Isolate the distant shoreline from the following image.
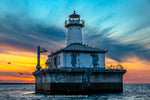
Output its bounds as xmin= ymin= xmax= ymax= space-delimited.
xmin=0 ymin=83 xmax=35 ymax=85
xmin=0 ymin=83 xmax=150 ymax=85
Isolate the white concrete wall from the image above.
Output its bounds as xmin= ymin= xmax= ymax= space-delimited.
xmin=99 ymin=53 xmax=105 ymax=68
xmin=48 ymin=52 xmax=63 ymax=68
xmin=63 ymin=52 xmax=105 ymax=68
xmin=67 ymin=26 xmax=82 ymax=45
xmin=35 ymin=75 xmax=41 ymax=83
xmin=50 ymin=73 xmax=83 ymax=83
xmin=57 ymin=53 xmax=63 ymax=68
xmin=44 ymin=72 xmax=122 ymax=83
xmin=42 ymin=74 xmax=46 ymax=84
xmin=76 ymin=53 xmax=92 ymax=68
xmin=63 ymin=52 xmax=72 ymax=67
xmin=46 ymin=73 xmax=50 ymax=83
xmin=90 ymin=73 xmax=122 ymax=83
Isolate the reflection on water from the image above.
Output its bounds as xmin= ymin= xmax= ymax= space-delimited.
xmin=0 ymin=84 xmax=150 ymax=100
xmin=23 ymin=91 xmax=34 ymax=94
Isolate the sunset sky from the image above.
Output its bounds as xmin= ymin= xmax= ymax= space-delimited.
xmin=0 ymin=0 xmax=150 ymax=83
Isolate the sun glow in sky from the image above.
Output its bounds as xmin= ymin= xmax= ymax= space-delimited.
xmin=0 ymin=0 xmax=150 ymax=83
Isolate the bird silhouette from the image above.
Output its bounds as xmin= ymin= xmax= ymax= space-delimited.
xmin=19 ymin=72 xmax=23 ymax=75
xmin=8 ymin=62 xmax=11 ymax=64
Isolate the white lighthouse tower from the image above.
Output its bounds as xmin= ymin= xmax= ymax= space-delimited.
xmin=65 ymin=11 xmax=84 ymax=46
xmin=45 ymin=11 xmax=107 ymax=68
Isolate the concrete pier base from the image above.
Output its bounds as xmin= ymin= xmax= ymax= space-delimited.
xmin=33 ymin=68 xmax=126 ymax=94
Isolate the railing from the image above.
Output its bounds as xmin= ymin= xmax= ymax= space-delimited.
xmin=106 ymin=64 xmax=124 ymax=70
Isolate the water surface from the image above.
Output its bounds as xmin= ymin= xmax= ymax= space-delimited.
xmin=0 ymin=83 xmax=150 ymax=100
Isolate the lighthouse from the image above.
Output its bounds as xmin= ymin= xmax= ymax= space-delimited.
xmin=65 ymin=11 xmax=84 ymax=46
xmin=44 ymin=11 xmax=107 ymax=68
xmin=33 ymin=11 xmax=126 ymax=95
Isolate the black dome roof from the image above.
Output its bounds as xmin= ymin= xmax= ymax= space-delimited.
xmin=69 ymin=11 xmax=80 ymax=18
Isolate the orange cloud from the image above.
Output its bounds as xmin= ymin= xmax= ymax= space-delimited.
xmin=0 ymin=49 xmax=47 ymax=83
xmin=0 ymin=75 xmax=35 ymax=83
xmin=0 ymin=46 xmax=150 ymax=83
xmin=106 ymin=56 xmax=150 ymax=83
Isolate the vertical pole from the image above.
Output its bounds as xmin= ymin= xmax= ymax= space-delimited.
xmin=36 ymin=46 xmax=47 ymax=70
xmin=37 ymin=46 xmax=40 ymax=66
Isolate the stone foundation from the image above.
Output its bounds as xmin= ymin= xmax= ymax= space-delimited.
xmin=33 ymin=68 xmax=126 ymax=94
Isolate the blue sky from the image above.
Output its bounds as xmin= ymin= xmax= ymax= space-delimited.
xmin=0 ymin=0 xmax=150 ymax=62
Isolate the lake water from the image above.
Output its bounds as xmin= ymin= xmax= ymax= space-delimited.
xmin=0 ymin=84 xmax=150 ymax=100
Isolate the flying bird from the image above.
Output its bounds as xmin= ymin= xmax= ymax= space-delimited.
xmin=8 ymin=62 xmax=11 ymax=64
xmin=19 ymin=72 xmax=23 ymax=75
